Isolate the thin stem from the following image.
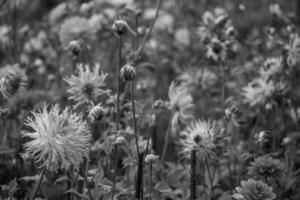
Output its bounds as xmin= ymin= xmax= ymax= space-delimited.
xmin=190 ymin=150 xmax=196 ymax=200
xmin=116 ymin=36 xmax=122 ymax=130
xmin=83 ymin=159 xmax=93 ymax=200
xmin=111 ymin=35 xmax=122 ymax=200
xmin=29 ymin=168 xmax=46 ymax=200
xmin=135 ymin=152 xmax=145 ymax=200
xmin=136 ymin=0 xmax=163 ymax=54
xmin=161 ymin=119 xmax=171 ymax=162
xmin=205 ymin=158 xmax=213 ymax=200
xmin=131 ymin=81 xmax=140 ymax=157
xmin=148 ymin=163 xmax=153 ymax=200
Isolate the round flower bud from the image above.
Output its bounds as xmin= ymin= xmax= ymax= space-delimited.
xmin=112 ymin=20 xmax=128 ymax=36
xmin=115 ymin=136 xmax=127 ymax=145
xmin=145 ymin=154 xmax=159 ymax=163
xmin=88 ymin=104 xmax=105 ymax=122
xmin=67 ymin=40 xmax=82 ymax=57
xmin=120 ymin=64 xmax=136 ymax=81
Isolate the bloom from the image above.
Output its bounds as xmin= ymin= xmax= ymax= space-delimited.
xmin=233 ymin=179 xmax=276 ymax=200
xmin=259 ymin=57 xmax=284 ymax=80
xmin=64 ymin=63 xmax=109 ymax=108
xmin=59 ymin=16 xmax=97 ymax=46
xmin=248 ymin=156 xmax=285 ymax=180
xmin=21 ymin=104 xmax=91 ymax=172
xmin=242 ymin=78 xmax=289 ymax=107
xmin=166 ymin=82 xmax=194 ymax=133
xmin=0 ymin=64 xmax=27 ymax=100
xmin=287 ymin=35 xmax=300 ymax=69
xmin=179 ymin=119 xmax=224 ymax=160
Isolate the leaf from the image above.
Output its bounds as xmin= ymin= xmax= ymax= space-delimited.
xmin=154 ymin=181 xmax=172 ymax=194
xmin=64 ymin=189 xmax=89 ymax=200
xmin=8 ymin=178 xmax=18 ymax=197
xmin=54 ymin=175 xmax=70 ymax=185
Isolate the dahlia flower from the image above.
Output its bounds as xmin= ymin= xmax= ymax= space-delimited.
xmin=21 ymin=104 xmax=91 ymax=172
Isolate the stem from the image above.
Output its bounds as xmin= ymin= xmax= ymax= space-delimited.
xmin=131 ymin=81 xmax=140 ymax=157
xmin=135 ymin=152 xmax=145 ymax=200
xmin=83 ymin=159 xmax=93 ymax=200
xmin=190 ymin=149 xmax=196 ymax=200
xmin=205 ymin=158 xmax=213 ymax=200
xmin=111 ymin=35 xmax=122 ymax=200
xmin=136 ymin=0 xmax=163 ymax=54
xmin=161 ymin=119 xmax=171 ymax=162
xmin=29 ymin=168 xmax=46 ymax=200
xmin=148 ymin=164 xmax=153 ymax=200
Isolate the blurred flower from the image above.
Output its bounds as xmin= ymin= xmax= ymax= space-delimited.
xmin=179 ymin=119 xmax=224 ymax=160
xmin=21 ymin=104 xmax=91 ymax=172
xmin=269 ymin=3 xmax=282 ymax=18
xmin=233 ymin=179 xmax=276 ymax=200
xmin=287 ymin=35 xmax=300 ymax=69
xmin=145 ymin=154 xmax=159 ymax=163
xmin=177 ymin=68 xmax=217 ymax=91
xmin=259 ymin=57 xmax=283 ymax=80
xmin=242 ymin=78 xmax=289 ymax=107
xmin=64 ymin=63 xmax=109 ymax=108
xmin=166 ymin=82 xmax=194 ymax=133
xmin=206 ymin=38 xmax=227 ymax=62
xmin=49 ymin=2 xmax=68 ymax=25
xmin=175 ymin=28 xmax=190 ymax=46
xmin=88 ymin=103 xmax=106 ymax=122
xmin=254 ymin=131 xmax=272 ymax=149
xmin=0 ymin=25 xmax=10 ymax=47
xmin=248 ymin=156 xmax=285 ymax=180
xmin=67 ymin=40 xmax=83 ymax=57
xmin=144 ymin=9 xmax=174 ymax=32
xmin=0 ymin=64 xmax=27 ymax=100
xmin=59 ymin=16 xmax=97 ymax=46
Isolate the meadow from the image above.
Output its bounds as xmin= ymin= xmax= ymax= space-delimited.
xmin=0 ymin=0 xmax=300 ymax=199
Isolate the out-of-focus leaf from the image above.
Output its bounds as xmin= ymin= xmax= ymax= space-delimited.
xmin=53 ymin=175 xmax=70 ymax=185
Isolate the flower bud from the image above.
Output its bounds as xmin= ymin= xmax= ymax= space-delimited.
xmin=67 ymin=40 xmax=82 ymax=57
xmin=112 ymin=20 xmax=128 ymax=36
xmin=88 ymin=104 xmax=105 ymax=122
xmin=152 ymin=99 xmax=165 ymax=110
xmin=120 ymin=64 xmax=136 ymax=81
xmin=145 ymin=154 xmax=159 ymax=163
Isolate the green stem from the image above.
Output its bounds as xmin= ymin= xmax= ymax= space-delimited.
xmin=29 ymin=168 xmax=46 ymax=200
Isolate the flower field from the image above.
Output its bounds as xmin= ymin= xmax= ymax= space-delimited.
xmin=0 ymin=0 xmax=300 ymax=199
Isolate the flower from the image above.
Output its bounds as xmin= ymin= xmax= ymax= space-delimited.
xmin=64 ymin=63 xmax=109 ymax=108
xmin=177 ymin=67 xmax=217 ymax=91
xmin=287 ymin=35 xmax=300 ymax=69
xmin=0 ymin=64 xmax=27 ymax=100
xmin=179 ymin=119 xmax=224 ymax=160
xmin=166 ymin=82 xmax=194 ymax=134
xmin=259 ymin=57 xmax=284 ymax=80
xmin=242 ymin=78 xmax=289 ymax=107
xmin=21 ymin=104 xmax=91 ymax=172
xmin=248 ymin=156 xmax=285 ymax=180
xmin=145 ymin=154 xmax=159 ymax=163
xmin=206 ymin=38 xmax=227 ymax=62
xmin=233 ymin=179 xmax=276 ymax=200
xmin=59 ymin=16 xmax=97 ymax=46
